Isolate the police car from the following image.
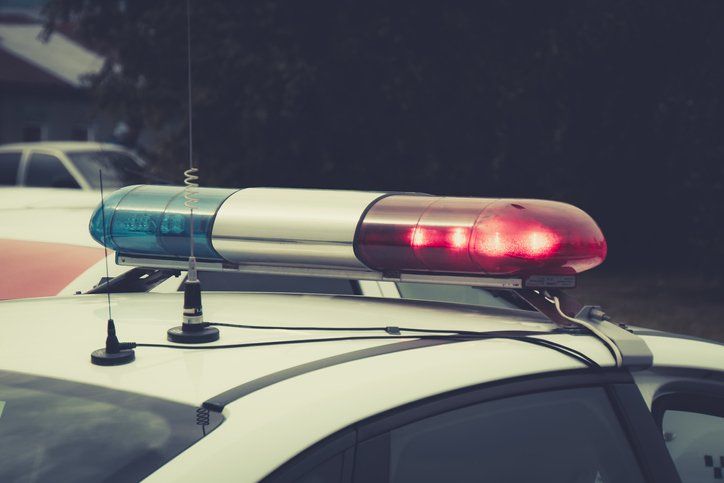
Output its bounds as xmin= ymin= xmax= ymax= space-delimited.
xmin=0 ymin=185 xmax=721 ymax=482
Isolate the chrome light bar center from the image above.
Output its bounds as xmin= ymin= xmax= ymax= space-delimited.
xmin=116 ymin=254 xmax=525 ymax=289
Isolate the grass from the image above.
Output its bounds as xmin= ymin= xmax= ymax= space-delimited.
xmin=574 ymin=269 xmax=724 ymax=342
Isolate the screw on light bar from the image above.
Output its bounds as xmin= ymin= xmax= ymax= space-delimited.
xmin=90 ymin=186 xmax=606 ymax=284
xmin=355 ymin=196 xmax=606 ymax=276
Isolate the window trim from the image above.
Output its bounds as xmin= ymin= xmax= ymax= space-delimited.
xmin=204 ymin=338 xmax=460 ymax=412
xmin=263 ymin=430 xmax=356 ymax=483
xmin=264 ymin=369 xmax=680 ymax=483
xmin=355 ymin=369 xmax=630 ymax=440
xmin=652 ymin=383 xmax=724 ymax=427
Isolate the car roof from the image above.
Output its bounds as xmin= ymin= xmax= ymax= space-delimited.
xmin=0 ymin=141 xmax=129 ymax=153
xmin=0 ymin=187 xmax=101 ymax=246
xmin=1 ymin=290 xmax=720 ymax=403
xmin=1 ymin=291 xmax=722 ymax=481
xmin=0 ymin=292 xmax=605 ymax=402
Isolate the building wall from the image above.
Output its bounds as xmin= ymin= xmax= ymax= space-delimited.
xmin=0 ymin=88 xmax=113 ymax=144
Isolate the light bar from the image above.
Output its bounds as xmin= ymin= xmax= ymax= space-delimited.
xmin=89 ymin=185 xmax=236 ymax=260
xmin=90 ymin=186 xmax=606 ymax=285
xmin=355 ymin=196 xmax=607 ymax=276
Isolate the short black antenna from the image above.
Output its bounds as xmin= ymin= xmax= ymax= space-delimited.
xmin=91 ymin=170 xmax=136 ymax=365
xmin=167 ymin=0 xmax=219 ymax=343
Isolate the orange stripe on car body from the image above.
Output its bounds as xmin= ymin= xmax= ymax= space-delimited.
xmin=0 ymin=239 xmax=105 ymax=300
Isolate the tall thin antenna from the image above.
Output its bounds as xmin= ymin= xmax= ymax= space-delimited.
xmin=186 ymin=0 xmax=195 ymax=260
xmin=99 ymin=170 xmax=112 ymax=321
xmin=91 ymin=169 xmax=136 ymax=365
xmin=186 ymin=0 xmax=193 ymax=174
xmin=167 ymin=0 xmax=220 ymax=343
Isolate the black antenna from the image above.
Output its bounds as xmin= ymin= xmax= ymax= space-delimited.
xmin=91 ymin=170 xmax=136 ymax=365
xmin=167 ymin=0 xmax=219 ymax=344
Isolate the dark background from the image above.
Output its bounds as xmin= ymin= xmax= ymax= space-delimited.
xmin=44 ymin=0 xmax=723 ymax=338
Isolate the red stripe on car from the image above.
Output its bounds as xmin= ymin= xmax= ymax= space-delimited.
xmin=0 ymin=239 xmax=105 ymax=300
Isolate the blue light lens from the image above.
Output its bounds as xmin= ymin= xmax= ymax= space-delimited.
xmin=89 ymin=185 xmax=237 ymax=260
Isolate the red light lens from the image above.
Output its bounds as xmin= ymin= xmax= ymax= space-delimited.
xmin=353 ymin=195 xmax=436 ymax=272
xmin=355 ymin=196 xmax=607 ymax=276
xmin=410 ymin=197 xmax=493 ymax=271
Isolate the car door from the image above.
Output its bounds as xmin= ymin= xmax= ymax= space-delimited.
xmin=265 ymin=371 xmax=681 ymax=483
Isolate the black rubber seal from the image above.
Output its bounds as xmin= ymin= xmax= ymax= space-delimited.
xmin=203 ymin=337 xmax=458 ymax=412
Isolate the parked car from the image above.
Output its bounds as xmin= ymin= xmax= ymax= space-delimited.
xmin=0 ymin=185 xmax=720 ymax=482
xmin=0 ymin=141 xmax=156 ymax=190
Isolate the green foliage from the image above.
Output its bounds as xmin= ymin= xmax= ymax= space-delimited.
xmin=43 ymin=0 xmax=724 ymax=269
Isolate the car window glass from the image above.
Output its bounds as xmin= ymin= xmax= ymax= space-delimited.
xmin=180 ymin=271 xmax=358 ymax=295
xmin=387 ymin=387 xmax=645 ymax=483
xmin=67 ymin=150 xmax=152 ymax=189
xmin=396 ymin=282 xmax=527 ymax=310
xmin=0 ymin=152 xmax=21 ymax=185
xmin=659 ymin=399 xmax=724 ymax=482
xmin=25 ymin=153 xmax=79 ymax=188
xmin=294 ymin=454 xmax=346 ymax=483
xmin=0 ymin=370 xmax=223 ymax=482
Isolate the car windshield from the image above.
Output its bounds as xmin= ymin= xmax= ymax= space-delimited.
xmin=396 ymin=283 xmax=530 ymax=310
xmin=175 ymin=271 xmax=529 ymax=311
xmin=67 ymin=150 xmax=154 ymax=188
xmin=0 ymin=370 xmax=223 ymax=482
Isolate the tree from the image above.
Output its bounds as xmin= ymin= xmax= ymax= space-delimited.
xmin=43 ymin=0 xmax=724 ymax=270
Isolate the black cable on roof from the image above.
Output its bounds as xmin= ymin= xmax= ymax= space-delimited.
xmin=209 ymin=321 xmax=569 ymax=336
xmin=207 ymin=322 xmax=597 ymax=366
xmin=132 ymin=331 xmax=600 ymax=369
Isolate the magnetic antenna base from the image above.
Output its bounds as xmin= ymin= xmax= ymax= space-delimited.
xmin=167 ymin=324 xmax=219 ymax=344
xmin=91 ymin=348 xmax=136 ymax=366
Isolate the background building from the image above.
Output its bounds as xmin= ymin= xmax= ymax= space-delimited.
xmin=0 ymin=5 xmax=111 ymax=144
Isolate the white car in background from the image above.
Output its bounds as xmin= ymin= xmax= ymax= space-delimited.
xmin=0 ymin=141 xmax=154 ymax=190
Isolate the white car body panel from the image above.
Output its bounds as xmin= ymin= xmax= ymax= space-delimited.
xmin=0 ymin=187 xmax=100 ymax=247
xmin=3 ymin=291 xmax=722 ymax=481
xmin=2 ymin=185 xmax=723 ymax=481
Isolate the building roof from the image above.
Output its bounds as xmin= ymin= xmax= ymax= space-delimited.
xmin=0 ymin=141 xmax=127 ymax=152
xmin=0 ymin=23 xmax=103 ymax=87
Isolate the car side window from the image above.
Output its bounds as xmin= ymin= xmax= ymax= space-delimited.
xmin=293 ymin=454 xmax=347 ymax=483
xmin=365 ymin=387 xmax=646 ymax=483
xmin=25 ymin=153 xmax=79 ymax=188
xmin=0 ymin=152 xmax=21 ymax=185
xmin=264 ymin=437 xmax=354 ymax=483
xmin=655 ymin=393 xmax=724 ymax=483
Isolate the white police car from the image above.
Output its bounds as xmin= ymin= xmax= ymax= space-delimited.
xmin=0 ymin=142 xmax=152 ymax=190
xmin=0 ymin=185 xmax=721 ymax=482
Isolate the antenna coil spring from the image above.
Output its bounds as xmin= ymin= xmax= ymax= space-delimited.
xmin=196 ymin=406 xmax=210 ymax=426
xmin=196 ymin=406 xmax=210 ymax=435
xmin=184 ymin=167 xmax=199 ymax=210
